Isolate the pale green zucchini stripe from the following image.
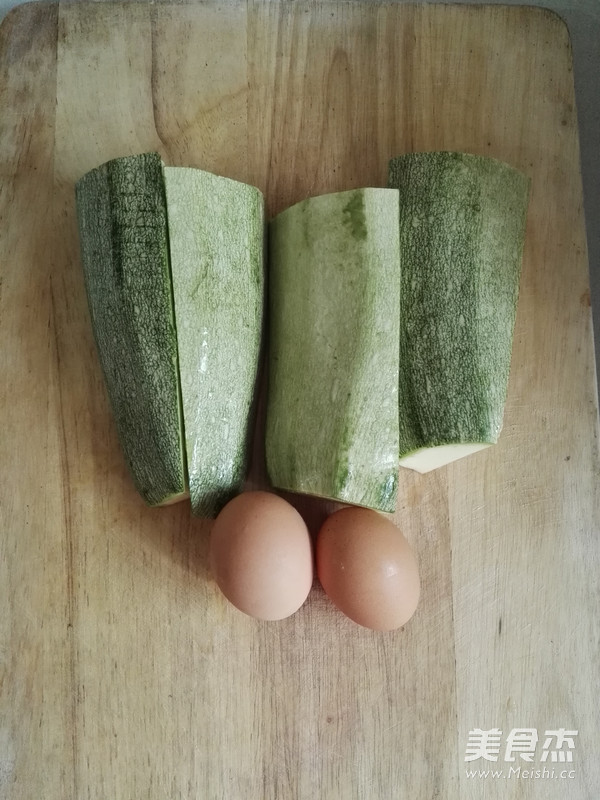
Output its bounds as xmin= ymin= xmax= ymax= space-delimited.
xmin=164 ymin=167 xmax=264 ymax=518
xmin=266 ymin=188 xmax=401 ymax=513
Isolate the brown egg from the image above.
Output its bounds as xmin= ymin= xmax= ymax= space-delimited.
xmin=316 ymin=506 xmax=420 ymax=631
xmin=209 ymin=491 xmax=313 ymax=621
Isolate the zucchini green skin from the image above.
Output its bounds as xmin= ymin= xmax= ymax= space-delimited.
xmin=163 ymin=167 xmax=264 ymax=518
xmin=75 ymin=153 xmax=187 ymax=505
xmin=266 ymin=188 xmax=400 ymax=512
xmin=388 ymin=152 xmax=530 ymax=467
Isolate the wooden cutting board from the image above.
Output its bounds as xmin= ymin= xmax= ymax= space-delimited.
xmin=1 ymin=2 xmax=598 ymax=798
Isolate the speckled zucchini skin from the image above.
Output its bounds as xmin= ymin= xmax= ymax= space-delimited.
xmin=266 ymin=188 xmax=400 ymax=512
xmin=76 ymin=153 xmax=187 ymax=506
xmin=164 ymin=167 xmax=264 ymax=518
xmin=388 ymin=152 xmax=530 ymax=463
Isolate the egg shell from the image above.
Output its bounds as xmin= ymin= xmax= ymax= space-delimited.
xmin=209 ymin=491 xmax=313 ymax=621
xmin=316 ymin=506 xmax=420 ymax=631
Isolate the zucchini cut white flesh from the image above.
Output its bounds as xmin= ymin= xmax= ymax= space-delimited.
xmin=388 ymin=151 xmax=530 ymax=472
xmin=76 ymin=153 xmax=188 ymax=506
xmin=398 ymin=443 xmax=491 ymax=473
xmin=266 ymin=188 xmax=400 ymax=512
xmin=163 ymin=167 xmax=264 ymax=518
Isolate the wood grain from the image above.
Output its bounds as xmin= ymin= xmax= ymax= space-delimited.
xmin=1 ymin=3 xmax=598 ymax=799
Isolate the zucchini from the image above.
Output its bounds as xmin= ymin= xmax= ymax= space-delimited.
xmin=163 ymin=167 xmax=264 ymax=518
xmin=75 ymin=153 xmax=187 ymax=505
xmin=266 ymin=189 xmax=400 ymax=512
xmin=388 ymin=151 xmax=530 ymax=472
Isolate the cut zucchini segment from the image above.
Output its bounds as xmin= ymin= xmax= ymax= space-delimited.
xmin=76 ymin=153 xmax=187 ymax=506
xmin=164 ymin=167 xmax=264 ymax=517
xmin=389 ymin=152 xmax=530 ymax=472
xmin=266 ymin=188 xmax=400 ymax=512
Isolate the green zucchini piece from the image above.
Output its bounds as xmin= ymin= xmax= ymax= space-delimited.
xmin=163 ymin=167 xmax=264 ymax=518
xmin=388 ymin=151 xmax=530 ymax=472
xmin=75 ymin=153 xmax=187 ymax=505
xmin=266 ymin=189 xmax=400 ymax=512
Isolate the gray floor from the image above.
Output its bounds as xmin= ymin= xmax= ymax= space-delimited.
xmin=2 ymin=0 xmax=599 ymax=397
